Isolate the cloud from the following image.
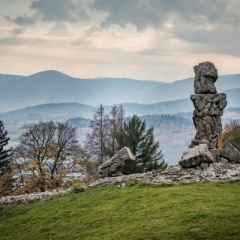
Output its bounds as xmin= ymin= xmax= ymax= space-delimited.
xmin=30 ymin=0 xmax=89 ymax=22
xmin=5 ymin=14 xmax=37 ymax=25
xmin=90 ymin=0 xmax=240 ymax=57
xmin=91 ymin=0 xmax=240 ymax=30
xmin=11 ymin=27 xmax=25 ymax=35
xmin=47 ymin=22 xmax=77 ymax=36
xmin=82 ymin=23 xmax=102 ymax=37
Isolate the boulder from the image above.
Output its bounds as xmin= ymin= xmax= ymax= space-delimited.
xmin=220 ymin=142 xmax=240 ymax=163
xmin=194 ymin=61 xmax=218 ymax=94
xmin=179 ymin=144 xmax=214 ymax=168
xmin=98 ymin=147 xmax=135 ymax=178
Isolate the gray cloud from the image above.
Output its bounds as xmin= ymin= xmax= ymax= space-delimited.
xmin=11 ymin=27 xmax=24 ymax=35
xmin=5 ymin=14 xmax=37 ymax=25
xmin=91 ymin=0 xmax=240 ymax=57
xmin=31 ymin=0 xmax=89 ymax=22
xmin=91 ymin=0 xmax=240 ymax=30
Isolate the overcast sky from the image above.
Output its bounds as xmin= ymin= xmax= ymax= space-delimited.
xmin=0 ymin=0 xmax=240 ymax=82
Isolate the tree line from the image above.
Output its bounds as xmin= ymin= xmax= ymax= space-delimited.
xmin=0 ymin=104 xmax=167 ymax=195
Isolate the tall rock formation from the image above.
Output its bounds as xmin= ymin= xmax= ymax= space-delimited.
xmin=179 ymin=62 xmax=227 ymax=168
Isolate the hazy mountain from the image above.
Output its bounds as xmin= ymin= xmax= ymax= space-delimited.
xmin=223 ymin=88 xmax=240 ymax=107
xmin=140 ymin=74 xmax=240 ymax=103
xmin=0 ymin=70 xmax=239 ymax=112
xmin=0 ymin=102 xmax=93 ymax=128
xmin=0 ymin=70 xmax=165 ymax=111
xmin=0 ymin=73 xmax=24 ymax=85
xmin=1 ymin=86 xmax=239 ymax=127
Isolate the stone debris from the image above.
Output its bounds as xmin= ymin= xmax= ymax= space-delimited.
xmin=89 ymin=161 xmax=240 ymax=188
xmin=98 ymin=147 xmax=135 ymax=177
xmin=0 ymin=190 xmax=67 ymax=206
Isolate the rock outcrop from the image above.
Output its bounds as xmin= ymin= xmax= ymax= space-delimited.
xmin=179 ymin=62 xmax=227 ymax=167
xmin=89 ymin=162 xmax=240 ymax=188
xmin=98 ymin=147 xmax=135 ymax=178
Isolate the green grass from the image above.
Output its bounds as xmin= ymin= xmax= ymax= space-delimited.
xmin=1 ymin=181 xmax=240 ymax=240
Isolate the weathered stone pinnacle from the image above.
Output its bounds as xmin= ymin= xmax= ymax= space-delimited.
xmin=179 ymin=61 xmax=227 ymax=168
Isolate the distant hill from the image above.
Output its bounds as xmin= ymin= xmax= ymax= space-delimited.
xmin=0 ymin=70 xmax=240 ymax=112
xmin=0 ymin=73 xmax=24 ymax=85
xmin=0 ymin=70 xmax=165 ymax=111
xmin=1 ymin=88 xmax=239 ymax=129
xmin=66 ymin=117 xmax=91 ymax=128
xmin=132 ymin=74 xmax=240 ymax=103
xmin=0 ymin=103 xmax=93 ymax=128
xmin=223 ymin=88 xmax=240 ymax=107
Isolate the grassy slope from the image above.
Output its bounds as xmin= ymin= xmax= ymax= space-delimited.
xmin=1 ymin=182 xmax=240 ymax=240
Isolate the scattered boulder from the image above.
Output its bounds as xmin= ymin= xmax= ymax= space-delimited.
xmin=98 ymin=147 xmax=135 ymax=178
xmin=89 ymin=161 xmax=240 ymax=188
xmin=220 ymin=142 xmax=240 ymax=163
xmin=179 ymin=144 xmax=214 ymax=168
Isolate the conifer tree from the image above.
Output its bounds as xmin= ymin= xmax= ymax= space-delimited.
xmin=0 ymin=120 xmax=12 ymax=195
xmin=0 ymin=120 xmax=11 ymax=176
xmin=116 ymin=115 xmax=167 ymax=174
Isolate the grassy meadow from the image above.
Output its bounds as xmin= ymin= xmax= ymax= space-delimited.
xmin=0 ymin=181 xmax=240 ymax=240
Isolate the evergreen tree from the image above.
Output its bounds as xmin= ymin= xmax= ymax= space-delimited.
xmin=0 ymin=120 xmax=11 ymax=176
xmin=0 ymin=120 xmax=12 ymax=195
xmin=116 ymin=115 xmax=167 ymax=174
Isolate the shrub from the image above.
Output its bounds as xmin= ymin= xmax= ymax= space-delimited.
xmin=125 ymin=180 xmax=138 ymax=187
xmin=71 ymin=185 xmax=85 ymax=194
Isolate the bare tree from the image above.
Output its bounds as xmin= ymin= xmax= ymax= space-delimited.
xmin=107 ymin=104 xmax=125 ymax=156
xmin=85 ymin=104 xmax=126 ymax=163
xmin=85 ymin=104 xmax=109 ymax=163
xmin=16 ymin=121 xmax=81 ymax=192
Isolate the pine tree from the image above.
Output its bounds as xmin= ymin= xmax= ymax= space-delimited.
xmin=0 ymin=120 xmax=11 ymax=176
xmin=0 ymin=120 xmax=12 ymax=195
xmin=116 ymin=115 xmax=167 ymax=174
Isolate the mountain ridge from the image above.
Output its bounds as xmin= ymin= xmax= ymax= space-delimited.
xmin=0 ymin=70 xmax=239 ymax=112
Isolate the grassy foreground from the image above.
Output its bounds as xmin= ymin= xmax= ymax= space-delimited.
xmin=0 ymin=181 xmax=240 ymax=240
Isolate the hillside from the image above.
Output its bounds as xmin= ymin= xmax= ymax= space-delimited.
xmin=143 ymin=74 xmax=240 ymax=103
xmin=1 ymin=182 xmax=240 ymax=240
xmin=0 ymin=70 xmax=240 ymax=111
xmin=0 ymin=73 xmax=23 ymax=85
xmin=0 ymin=71 xmax=165 ymax=111
xmin=0 ymin=103 xmax=93 ymax=126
